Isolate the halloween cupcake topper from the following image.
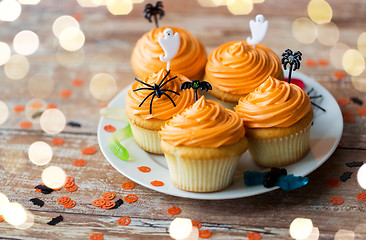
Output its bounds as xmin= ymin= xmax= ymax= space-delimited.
xmin=158 ymin=28 xmax=180 ymax=71
xmin=180 ymin=80 xmax=212 ymax=101
xmin=144 ymin=1 xmax=165 ymax=28
xmin=281 ymin=49 xmax=302 ymax=83
xmin=247 ymin=14 xmax=268 ymax=48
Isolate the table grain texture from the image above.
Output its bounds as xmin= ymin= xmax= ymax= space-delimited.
xmin=1 ymin=0 xmax=366 ymax=239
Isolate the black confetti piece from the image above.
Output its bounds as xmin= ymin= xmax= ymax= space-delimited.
xmin=29 ymin=198 xmax=44 ymax=207
xmin=35 ymin=184 xmax=53 ymax=194
xmin=67 ymin=121 xmax=82 ymax=128
xmin=346 ymin=161 xmax=364 ymax=168
xmin=340 ymin=172 xmax=353 ymax=182
xmin=351 ymin=97 xmax=363 ymax=106
xmin=110 ymin=199 xmax=123 ymax=209
xmin=47 ymin=215 xmax=63 ymax=226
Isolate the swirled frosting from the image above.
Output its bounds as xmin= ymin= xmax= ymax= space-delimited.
xmin=159 ymin=96 xmax=245 ymax=148
xmin=206 ymin=41 xmax=283 ymax=95
xmin=131 ymin=26 xmax=207 ymax=80
xmin=126 ymin=68 xmax=195 ymax=120
xmin=234 ymin=76 xmax=312 ymax=128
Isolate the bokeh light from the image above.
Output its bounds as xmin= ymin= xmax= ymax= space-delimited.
xmin=25 ymin=98 xmax=46 ymax=122
xmin=106 ymin=0 xmax=133 ymax=15
xmin=357 ymin=32 xmax=366 ymax=57
xmin=28 ymin=74 xmax=54 ymax=98
xmin=56 ymin=48 xmax=85 ymax=68
xmin=197 ymin=0 xmax=223 ymax=7
xmin=292 ymin=18 xmax=317 ymax=44
xmin=357 ymin=164 xmax=366 ymax=189
xmin=89 ymin=73 xmax=117 ymax=101
xmin=0 ymin=193 xmax=9 ymax=215
xmin=91 ymin=0 xmax=107 ymax=5
xmin=76 ymin=0 xmax=99 ymax=7
xmin=226 ymin=0 xmax=253 ymax=15
xmin=90 ymin=55 xmax=116 ymax=72
xmin=0 ymin=101 xmax=9 ymax=125
xmin=4 ymin=54 xmax=30 ymax=80
xmin=2 ymin=202 xmax=34 ymax=230
xmin=169 ymin=218 xmax=193 ymax=240
xmin=18 ymin=0 xmax=41 ymax=4
xmin=342 ymin=49 xmax=365 ymax=77
xmin=0 ymin=0 xmax=22 ymax=22
xmin=28 ymin=141 xmax=53 ymax=165
xmin=42 ymin=166 xmax=67 ymax=189
xmin=330 ymin=43 xmax=350 ymax=69
xmin=317 ymin=22 xmax=339 ymax=46
xmin=59 ymin=27 xmax=85 ymax=52
xmin=302 ymin=227 xmax=320 ymax=240
xmin=252 ymin=0 xmax=265 ymax=3
xmin=307 ymin=0 xmax=332 ymax=24
xmin=334 ymin=229 xmax=355 ymax=240
xmin=132 ymin=0 xmax=144 ymax=3
xmin=40 ymin=108 xmax=66 ymax=135
xmin=0 ymin=42 xmax=11 ymax=66
xmin=289 ymin=218 xmax=313 ymax=240
xmin=52 ymin=15 xmax=80 ymax=39
xmin=13 ymin=30 xmax=39 ymax=56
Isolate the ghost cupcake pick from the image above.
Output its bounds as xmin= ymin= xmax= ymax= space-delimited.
xmin=158 ymin=28 xmax=180 ymax=71
xmin=247 ymin=14 xmax=268 ymax=48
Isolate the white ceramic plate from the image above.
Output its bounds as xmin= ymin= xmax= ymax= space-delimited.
xmin=97 ymin=71 xmax=343 ymax=200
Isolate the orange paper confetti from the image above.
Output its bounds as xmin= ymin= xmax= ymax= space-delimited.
xmin=73 ymin=159 xmax=86 ymax=167
xmin=13 ymin=105 xmax=25 ymax=113
xmin=199 ymin=229 xmax=212 ymax=239
xmin=60 ymin=89 xmax=72 ymax=98
xmin=20 ymin=121 xmax=32 ymax=129
xmin=82 ymin=146 xmax=97 ymax=155
xmin=117 ymin=217 xmax=131 ymax=226
xmin=52 ymin=137 xmax=64 ymax=146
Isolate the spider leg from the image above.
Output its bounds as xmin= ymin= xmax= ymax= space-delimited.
xmin=311 ymin=102 xmax=326 ymax=112
xmin=157 ymin=70 xmax=171 ymax=87
xmin=161 ymin=92 xmax=176 ymax=107
xmin=159 ymin=76 xmax=177 ymax=88
xmin=133 ymin=87 xmax=154 ymax=92
xmin=135 ymin=78 xmax=153 ymax=88
xmin=149 ymin=94 xmax=156 ymax=114
xmin=307 ymin=88 xmax=314 ymax=95
xmin=139 ymin=91 xmax=155 ymax=107
xmin=309 ymin=95 xmax=323 ymax=99
xmin=160 ymin=89 xmax=180 ymax=95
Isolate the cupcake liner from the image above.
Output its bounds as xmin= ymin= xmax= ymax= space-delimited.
xmin=248 ymin=124 xmax=311 ymax=167
xmin=129 ymin=122 xmax=163 ymax=154
xmin=164 ymin=153 xmax=241 ymax=192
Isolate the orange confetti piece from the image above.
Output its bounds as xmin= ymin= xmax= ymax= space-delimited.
xmin=92 ymin=199 xmax=106 ymax=208
xmin=104 ymin=124 xmax=116 ymax=132
xmin=72 ymin=78 xmax=84 ymax=86
xmin=101 ymin=200 xmax=116 ymax=209
xmin=60 ymin=89 xmax=72 ymax=98
xmin=65 ymin=184 xmax=79 ymax=192
xmin=102 ymin=192 xmax=116 ymax=201
xmin=82 ymin=146 xmax=97 ymax=155
xmin=167 ymin=206 xmax=181 ymax=216
xmin=46 ymin=103 xmax=57 ymax=109
xmin=192 ymin=220 xmax=202 ymax=229
xmin=318 ymin=59 xmax=329 ymax=66
xmin=199 ymin=229 xmax=212 ymax=239
xmin=0 ymin=215 xmax=4 ymax=222
xmin=20 ymin=121 xmax=32 ymax=129
xmin=13 ymin=105 xmax=25 ymax=113
xmin=73 ymin=13 xmax=84 ymax=21
xmin=90 ymin=233 xmax=103 ymax=240
xmin=334 ymin=71 xmax=346 ymax=80
xmin=63 ymin=199 xmax=76 ymax=208
xmin=247 ymin=231 xmax=261 ymax=240
xmin=337 ymin=98 xmax=349 ymax=106
xmin=357 ymin=108 xmax=366 ymax=116
xmin=121 ymin=181 xmax=135 ymax=190
xmin=57 ymin=196 xmax=71 ymax=205
xmin=30 ymin=101 xmax=43 ymax=109
xmin=305 ymin=59 xmax=317 ymax=67
xmin=124 ymin=194 xmax=138 ymax=204
xmin=342 ymin=110 xmax=355 ymax=123
xmin=73 ymin=159 xmax=87 ymax=167
xmin=150 ymin=180 xmax=164 ymax=187
xmin=137 ymin=166 xmax=151 ymax=173
xmin=117 ymin=217 xmax=131 ymax=226
xmin=330 ymin=196 xmax=344 ymax=205
xmin=52 ymin=137 xmax=64 ymax=146
xmin=356 ymin=192 xmax=366 ymax=201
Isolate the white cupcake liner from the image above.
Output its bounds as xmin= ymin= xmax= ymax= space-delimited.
xmin=129 ymin=122 xmax=163 ymax=154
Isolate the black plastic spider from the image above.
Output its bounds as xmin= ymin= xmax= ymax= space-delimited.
xmin=307 ymin=88 xmax=326 ymax=112
xmin=133 ymin=70 xmax=180 ymax=114
xmin=144 ymin=1 xmax=165 ymax=28
xmin=281 ymin=49 xmax=302 ymax=83
xmin=180 ymin=80 xmax=212 ymax=101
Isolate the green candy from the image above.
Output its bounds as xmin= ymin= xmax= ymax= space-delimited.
xmin=107 ymin=125 xmax=132 ymax=161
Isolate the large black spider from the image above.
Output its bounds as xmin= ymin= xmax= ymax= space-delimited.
xmin=144 ymin=1 xmax=165 ymax=28
xmin=281 ymin=49 xmax=302 ymax=83
xmin=180 ymin=80 xmax=212 ymax=101
xmin=133 ymin=70 xmax=180 ymax=114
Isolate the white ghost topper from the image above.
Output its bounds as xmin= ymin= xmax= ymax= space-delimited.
xmin=158 ymin=28 xmax=180 ymax=71
xmin=246 ymin=14 xmax=268 ymax=48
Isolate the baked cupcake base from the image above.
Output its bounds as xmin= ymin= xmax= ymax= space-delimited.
xmin=129 ymin=122 xmax=162 ymax=154
xmin=161 ymin=137 xmax=248 ymax=192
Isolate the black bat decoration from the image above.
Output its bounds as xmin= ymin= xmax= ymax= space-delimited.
xmin=110 ymin=199 xmax=124 ymax=209
xmin=35 ymin=184 xmax=53 ymax=194
xmin=340 ymin=172 xmax=353 ymax=182
xmin=281 ymin=49 xmax=302 ymax=83
xmin=180 ymin=80 xmax=212 ymax=101
xmin=30 ymin=198 xmax=44 ymax=207
xmin=346 ymin=161 xmax=364 ymax=168
xmin=47 ymin=215 xmax=64 ymax=226
xmin=144 ymin=1 xmax=165 ymax=28
xmin=133 ymin=70 xmax=180 ymax=114
xmin=67 ymin=121 xmax=82 ymax=128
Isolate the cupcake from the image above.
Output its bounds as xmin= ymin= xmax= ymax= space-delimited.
xmin=204 ymin=41 xmax=283 ymax=109
xmin=159 ymin=96 xmax=248 ymax=192
xmin=234 ymin=76 xmax=313 ymax=167
xmin=131 ymin=26 xmax=207 ymax=80
xmin=125 ymin=68 xmax=195 ymax=154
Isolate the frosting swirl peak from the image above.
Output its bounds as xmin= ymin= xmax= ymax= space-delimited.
xmin=159 ymin=96 xmax=245 ymax=148
xmin=234 ymin=76 xmax=312 ymax=128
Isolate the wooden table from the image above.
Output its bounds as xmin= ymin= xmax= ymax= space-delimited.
xmin=1 ymin=0 xmax=366 ymax=239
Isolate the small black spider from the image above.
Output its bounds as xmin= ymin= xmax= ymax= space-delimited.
xmin=281 ymin=49 xmax=302 ymax=83
xmin=144 ymin=1 xmax=165 ymax=28
xmin=133 ymin=70 xmax=180 ymax=114
xmin=180 ymin=80 xmax=212 ymax=101
xmin=307 ymin=88 xmax=326 ymax=112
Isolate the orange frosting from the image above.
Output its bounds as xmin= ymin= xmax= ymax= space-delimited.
xmin=131 ymin=26 xmax=207 ymax=80
xmin=126 ymin=69 xmax=195 ymax=120
xmin=234 ymin=76 xmax=312 ymax=128
xmin=205 ymin=41 xmax=283 ymax=95
xmin=159 ymin=96 xmax=245 ymax=148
